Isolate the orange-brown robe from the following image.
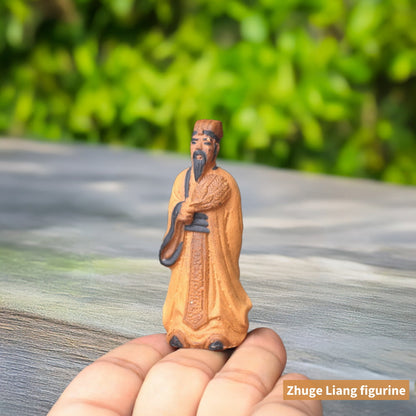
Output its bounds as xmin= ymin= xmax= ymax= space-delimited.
xmin=159 ymin=166 xmax=252 ymax=349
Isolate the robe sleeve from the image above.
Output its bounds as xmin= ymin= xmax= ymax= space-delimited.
xmin=159 ymin=170 xmax=188 ymax=267
xmin=187 ymin=174 xmax=231 ymax=212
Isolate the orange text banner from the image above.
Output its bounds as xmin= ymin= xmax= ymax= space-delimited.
xmin=283 ymin=380 xmax=410 ymax=400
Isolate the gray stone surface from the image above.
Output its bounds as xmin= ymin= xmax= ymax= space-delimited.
xmin=1 ymin=138 xmax=415 ymax=415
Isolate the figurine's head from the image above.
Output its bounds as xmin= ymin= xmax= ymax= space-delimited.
xmin=191 ymin=119 xmax=223 ymax=182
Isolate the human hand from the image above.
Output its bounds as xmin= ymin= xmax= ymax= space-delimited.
xmin=177 ymin=200 xmax=194 ymax=225
xmin=48 ymin=328 xmax=322 ymax=416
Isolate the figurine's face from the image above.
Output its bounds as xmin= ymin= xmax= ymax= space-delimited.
xmin=190 ymin=132 xmax=219 ymax=181
xmin=191 ymin=133 xmax=218 ymax=163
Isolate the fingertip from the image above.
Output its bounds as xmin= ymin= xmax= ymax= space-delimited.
xmin=244 ymin=327 xmax=287 ymax=364
xmin=130 ymin=333 xmax=174 ymax=357
xmin=130 ymin=333 xmax=167 ymax=344
xmin=248 ymin=327 xmax=284 ymax=341
xmin=280 ymin=372 xmax=310 ymax=381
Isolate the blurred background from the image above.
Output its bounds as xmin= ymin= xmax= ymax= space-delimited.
xmin=1 ymin=0 xmax=415 ymax=184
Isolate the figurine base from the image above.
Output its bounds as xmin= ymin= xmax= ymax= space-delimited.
xmin=167 ymin=331 xmax=246 ymax=351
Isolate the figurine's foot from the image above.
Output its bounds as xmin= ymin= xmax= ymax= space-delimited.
xmin=205 ymin=334 xmax=233 ymax=350
xmin=208 ymin=340 xmax=224 ymax=351
xmin=169 ymin=335 xmax=183 ymax=349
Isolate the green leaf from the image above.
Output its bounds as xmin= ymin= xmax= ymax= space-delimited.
xmin=269 ymin=57 xmax=295 ymax=101
xmin=241 ymin=13 xmax=268 ymax=43
xmin=74 ymin=41 xmax=97 ymax=78
xmin=5 ymin=0 xmax=30 ymax=22
xmin=388 ymin=51 xmax=415 ymax=81
xmin=6 ymin=17 xmax=23 ymax=47
xmin=301 ymin=116 xmax=323 ymax=150
xmin=337 ymin=56 xmax=373 ymax=84
xmin=258 ymin=104 xmax=291 ymax=135
xmin=14 ymin=90 xmax=33 ymax=123
xmin=347 ymin=1 xmax=382 ymax=45
xmin=103 ymin=0 xmax=135 ymax=19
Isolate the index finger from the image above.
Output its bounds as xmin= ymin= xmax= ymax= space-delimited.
xmin=48 ymin=334 xmax=174 ymax=416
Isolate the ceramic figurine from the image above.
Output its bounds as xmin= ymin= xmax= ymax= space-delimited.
xmin=159 ymin=119 xmax=252 ymax=351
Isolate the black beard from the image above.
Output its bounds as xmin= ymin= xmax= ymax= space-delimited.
xmin=192 ymin=150 xmax=207 ymax=182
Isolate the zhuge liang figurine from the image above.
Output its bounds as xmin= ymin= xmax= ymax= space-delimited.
xmin=159 ymin=119 xmax=252 ymax=351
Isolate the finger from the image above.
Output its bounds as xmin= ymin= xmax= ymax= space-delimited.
xmin=133 ymin=347 xmax=230 ymax=416
xmin=252 ymin=373 xmax=323 ymax=416
xmin=197 ymin=327 xmax=287 ymax=416
xmin=48 ymin=334 xmax=173 ymax=416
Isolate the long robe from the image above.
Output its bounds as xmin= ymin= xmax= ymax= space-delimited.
xmin=159 ymin=166 xmax=252 ymax=349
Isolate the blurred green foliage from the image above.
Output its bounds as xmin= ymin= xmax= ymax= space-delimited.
xmin=1 ymin=0 xmax=416 ymax=184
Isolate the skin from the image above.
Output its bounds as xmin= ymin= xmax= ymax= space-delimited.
xmin=48 ymin=328 xmax=322 ymax=416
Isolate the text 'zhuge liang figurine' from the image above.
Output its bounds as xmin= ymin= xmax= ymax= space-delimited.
xmin=159 ymin=119 xmax=252 ymax=351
